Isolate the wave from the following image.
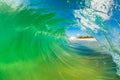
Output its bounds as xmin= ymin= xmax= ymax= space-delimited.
xmin=0 ymin=0 xmax=120 ymax=80
xmin=74 ymin=0 xmax=120 ymax=76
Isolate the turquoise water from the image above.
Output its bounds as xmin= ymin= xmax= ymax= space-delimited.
xmin=0 ymin=0 xmax=120 ymax=80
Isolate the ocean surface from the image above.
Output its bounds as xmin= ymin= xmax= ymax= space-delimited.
xmin=0 ymin=0 xmax=120 ymax=80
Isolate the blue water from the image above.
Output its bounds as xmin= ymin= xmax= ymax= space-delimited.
xmin=69 ymin=39 xmax=108 ymax=55
xmin=68 ymin=39 xmax=119 ymax=79
xmin=73 ymin=0 xmax=120 ymax=76
xmin=1 ymin=0 xmax=120 ymax=79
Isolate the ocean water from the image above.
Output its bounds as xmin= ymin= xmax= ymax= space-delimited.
xmin=69 ymin=39 xmax=105 ymax=55
xmin=66 ymin=39 xmax=119 ymax=80
xmin=0 ymin=0 xmax=120 ymax=80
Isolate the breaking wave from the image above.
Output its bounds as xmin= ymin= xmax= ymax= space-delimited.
xmin=0 ymin=0 xmax=120 ymax=80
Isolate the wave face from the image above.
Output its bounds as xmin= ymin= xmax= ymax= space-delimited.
xmin=74 ymin=0 xmax=120 ymax=76
xmin=0 ymin=0 xmax=120 ymax=80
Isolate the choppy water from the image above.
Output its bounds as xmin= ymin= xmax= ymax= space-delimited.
xmin=0 ymin=0 xmax=120 ymax=80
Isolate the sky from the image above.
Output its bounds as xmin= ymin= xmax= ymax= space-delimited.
xmin=66 ymin=27 xmax=89 ymax=37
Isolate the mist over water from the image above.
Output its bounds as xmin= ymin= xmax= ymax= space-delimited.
xmin=0 ymin=0 xmax=120 ymax=80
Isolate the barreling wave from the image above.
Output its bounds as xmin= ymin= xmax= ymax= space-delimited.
xmin=74 ymin=0 xmax=120 ymax=76
xmin=0 ymin=0 xmax=120 ymax=80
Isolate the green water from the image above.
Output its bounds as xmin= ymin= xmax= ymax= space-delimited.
xmin=0 ymin=2 xmax=119 ymax=80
